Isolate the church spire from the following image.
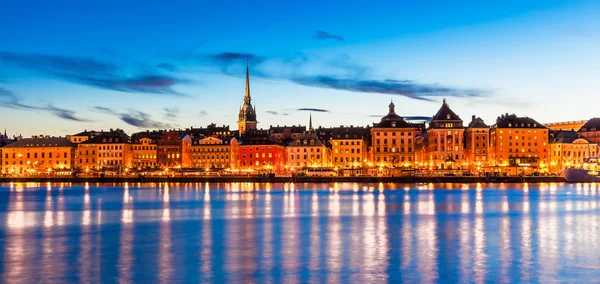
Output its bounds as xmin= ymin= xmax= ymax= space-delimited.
xmin=244 ymin=57 xmax=251 ymax=105
xmin=309 ymin=112 xmax=313 ymax=130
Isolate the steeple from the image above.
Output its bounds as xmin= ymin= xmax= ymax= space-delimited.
xmin=388 ymin=99 xmax=396 ymax=115
xmin=309 ymin=112 xmax=313 ymax=130
xmin=244 ymin=58 xmax=251 ymax=105
xmin=237 ymin=58 xmax=258 ymax=133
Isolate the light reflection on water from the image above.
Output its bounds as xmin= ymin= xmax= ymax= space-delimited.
xmin=2 ymin=182 xmax=600 ymax=282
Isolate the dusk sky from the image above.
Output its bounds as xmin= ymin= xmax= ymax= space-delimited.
xmin=1 ymin=0 xmax=599 ymax=136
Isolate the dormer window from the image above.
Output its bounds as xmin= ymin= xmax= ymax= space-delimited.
xmin=508 ymin=123 xmax=512 ymax=127
xmin=391 ymin=121 xmax=396 ymax=127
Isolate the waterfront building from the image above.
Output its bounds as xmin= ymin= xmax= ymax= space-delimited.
xmin=370 ymin=101 xmax=422 ymax=168
xmin=1 ymin=136 xmax=75 ymax=176
xmin=319 ymin=126 xmax=369 ymax=168
xmin=425 ymin=99 xmax=465 ymax=169
xmin=77 ymin=129 xmax=132 ymax=172
xmin=157 ymin=132 xmax=192 ymax=169
xmin=285 ymin=130 xmax=330 ymax=169
xmin=237 ymin=62 xmax=258 ymax=134
xmin=490 ymin=113 xmax=549 ymax=174
xmin=465 ymin=115 xmax=490 ymax=171
xmin=238 ymin=130 xmax=285 ymax=174
xmin=549 ymin=130 xmax=598 ymax=173
xmin=191 ymin=136 xmax=239 ymax=170
xmin=131 ymin=135 xmax=159 ymax=170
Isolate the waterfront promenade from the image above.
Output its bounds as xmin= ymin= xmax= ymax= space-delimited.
xmin=0 ymin=175 xmax=565 ymax=183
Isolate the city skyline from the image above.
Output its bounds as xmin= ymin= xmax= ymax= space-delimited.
xmin=1 ymin=0 xmax=599 ymax=136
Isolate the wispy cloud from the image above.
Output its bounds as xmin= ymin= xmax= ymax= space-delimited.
xmin=94 ymin=106 xmax=172 ymax=129
xmin=266 ymin=110 xmax=290 ymax=116
xmin=297 ymin=108 xmax=330 ymax=112
xmin=315 ymin=30 xmax=344 ymax=41
xmin=0 ymin=51 xmax=186 ymax=95
xmin=198 ymin=51 xmax=490 ymax=102
xmin=163 ymin=107 xmax=179 ymax=120
xmin=199 ymin=110 xmax=208 ymax=116
xmin=0 ymin=87 xmax=89 ymax=122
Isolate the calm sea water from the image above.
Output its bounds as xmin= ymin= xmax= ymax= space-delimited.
xmin=1 ymin=182 xmax=600 ymax=283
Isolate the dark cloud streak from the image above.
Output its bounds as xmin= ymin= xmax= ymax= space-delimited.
xmin=0 ymin=87 xmax=89 ymax=122
xmin=95 ymin=106 xmax=172 ymax=129
xmin=200 ymin=51 xmax=490 ymax=101
xmin=0 ymin=51 xmax=186 ymax=96
xmin=315 ymin=30 xmax=344 ymax=41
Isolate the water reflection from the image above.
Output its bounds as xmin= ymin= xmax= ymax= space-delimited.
xmin=2 ymin=182 xmax=600 ymax=282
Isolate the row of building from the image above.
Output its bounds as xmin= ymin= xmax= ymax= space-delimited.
xmin=1 ymin=64 xmax=599 ymax=176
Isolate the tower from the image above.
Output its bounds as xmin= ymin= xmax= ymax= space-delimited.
xmin=237 ymin=60 xmax=257 ymax=134
xmin=309 ymin=112 xmax=313 ymax=131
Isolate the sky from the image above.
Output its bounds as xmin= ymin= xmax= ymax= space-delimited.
xmin=1 ymin=0 xmax=599 ymax=136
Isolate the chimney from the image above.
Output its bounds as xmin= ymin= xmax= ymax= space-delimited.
xmin=472 ymin=115 xmax=476 ymax=121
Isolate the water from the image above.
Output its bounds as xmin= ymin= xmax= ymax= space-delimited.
xmin=1 ymin=182 xmax=600 ymax=283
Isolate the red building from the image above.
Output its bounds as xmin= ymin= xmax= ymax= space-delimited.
xmin=157 ymin=132 xmax=192 ymax=169
xmin=237 ymin=130 xmax=285 ymax=174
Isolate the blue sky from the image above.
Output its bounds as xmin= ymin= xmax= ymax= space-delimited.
xmin=1 ymin=0 xmax=599 ymax=136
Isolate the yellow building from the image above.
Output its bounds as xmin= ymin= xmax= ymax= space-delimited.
xmin=1 ymin=136 xmax=76 ymax=176
xmin=371 ymin=101 xmax=421 ymax=168
xmin=286 ymin=131 xmax=329 ymax=169
xmin=425 ymin=99 xmax=465 ymax=169
xmin=131 ymin=137 xmax=158 ymax=169
xmin=465 ymin=115 xmax=490 ymax=170
xmin=191 ymin=136 xmax=239 ymax=169
xmin=329 ymin=127 xmax=368 ymax=168
xmin=76 ymin=130 xmax=132 ymax=172
xmin=490 ymin=114 xmax=549 ymax=174
xmin=549 ymin=130 xmax=598 ymax=173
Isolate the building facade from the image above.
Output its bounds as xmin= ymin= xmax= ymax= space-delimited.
xmin=285 ymin=131 xmax=330 ymax=169
xmin=157 ymin=132 xmax=192 ymax=169
xmin=465 ymin=115 xmax=490 ymax=170
xmin=490 ymin=114 xmax=549 ymax=174
xmin=191 ymin=136 xmax=239 ymax=169
xmin=549 ymin=130 xmax=598 ymax=173
xmin=371 ymin=101 xmax=421 ymax=168
xmin=131 ymin=137 xmax=158 ymax=169
xmin=326 ymin=126 xmax=368 ymax=168
xmin=238 ymin=130 xmax=285 ymax=174
xmin=77 ymin=130 xmax=132 ymax=172
xmin=425 ymin=99 xmax=465 ymax=169
xmin=1 ymin=136 xmax=76 ymax=176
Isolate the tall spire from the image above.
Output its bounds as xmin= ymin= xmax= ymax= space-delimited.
xmin=309 ymin=112 xmax=313 ymax=130
xmin=244 ymin=57 xmax=251 ymax=104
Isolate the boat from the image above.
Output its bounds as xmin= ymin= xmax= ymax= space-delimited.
xmin=562 ymin=157 xmax=600 ymax=182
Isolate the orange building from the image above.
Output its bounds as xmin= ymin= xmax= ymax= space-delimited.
xmin=131 ymin=137 xmax=158 ymax=169
xmin=490 ymin=114 xmax=549 ymax=174
xmin=326 ymin=126 xmax=369 ymax=168
xmin=157 ymin=132 xmax=192 ymax=169
xmin=370 ymin=101 xmax=422 ymax=168
xmin=425 ymin=99 xmax=465 ymax=169
xmin=1 ymin=136 xmax=75 ymax=176
xmin=465 ymin=115 xmax=490 ymax=170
